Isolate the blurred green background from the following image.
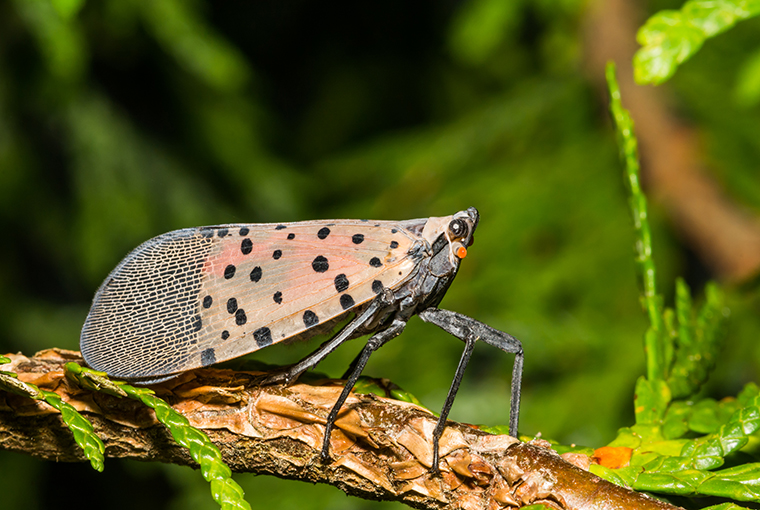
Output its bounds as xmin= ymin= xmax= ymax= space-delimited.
xmin=2 ymin=0 xmax=760 ymax=509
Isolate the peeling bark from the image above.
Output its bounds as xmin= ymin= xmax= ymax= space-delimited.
xmin=1 ymin=350 xmax=681 ymax=510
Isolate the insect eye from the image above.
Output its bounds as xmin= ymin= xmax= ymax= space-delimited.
xmin=448 ymin=219 xmax=468 ymax=240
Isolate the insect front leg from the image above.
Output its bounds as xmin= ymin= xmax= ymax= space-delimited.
xmin=418 ymin=308 xmax=524 ymax=468
xmin=320 ymin=318 xmax=407 ymax=462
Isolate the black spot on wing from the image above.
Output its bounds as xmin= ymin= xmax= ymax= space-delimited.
xmin=224 ymin=264 xmax=236 ymax=279
xmin=318 ymin=227 xmax=330 ymax=240
xmin=303 ymin=310 xmax=319 ymax=327
xmin=340 ymin=294 xmax=355 ymax=310
xmin=334 ymin=274 xmax=349 ymax=293
xmin=201 ymin=348 xmax=216 ymax=366
xmin=241 ymin=238 xmax=253 ymax=255
xmin=254 ymin=327 xmax=272 ymax=347
xmin=312 ymin=256 xmax=329 ymax=272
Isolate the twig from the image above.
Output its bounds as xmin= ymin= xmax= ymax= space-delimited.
xmin=0 ymin=349 xmax=681 ymax=510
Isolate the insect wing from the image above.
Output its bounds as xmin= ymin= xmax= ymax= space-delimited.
xmin=80 ymin=220 xmax=418 ymax=381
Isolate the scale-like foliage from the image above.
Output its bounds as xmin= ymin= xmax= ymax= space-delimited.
xmin=65 ymin=363 xmax=250 ymax=510
xmin=595 ymin=64 xmax=757 ymax=505
xmin=0 ymin=355 xmax=105 ymax=471
xmin=635 ymin=0 xmax=760 ymax=84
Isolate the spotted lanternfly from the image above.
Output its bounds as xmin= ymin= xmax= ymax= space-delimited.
xmin=80 ymin=207 xmax=524 ymax=467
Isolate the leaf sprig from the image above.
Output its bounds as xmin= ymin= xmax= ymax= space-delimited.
xmin=602 ymin=63 xmax=760 ymax=505
xmin=64 ymin=362 xmax=251 ymax=510
xmin=634 ymin=0 xmax=760 ymax=85
xmin=0 ymin=354 xmax=105 ymax=471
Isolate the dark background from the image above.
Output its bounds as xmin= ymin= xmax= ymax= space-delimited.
xmin=2 ymin=1 xmax=760 ymax=508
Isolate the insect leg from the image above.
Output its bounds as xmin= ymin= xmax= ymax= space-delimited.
xmin=320 ymin=318 xmax=407 ymax=462
xmin=262 ymin=301 xmax=381 ymax=386
xmin=418 ymin=308 xmax=523 ymax=466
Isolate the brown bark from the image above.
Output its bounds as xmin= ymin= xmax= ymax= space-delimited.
xmin=1 ymin=349 xmax=680 ymax=510
xmin=584 ymin=0 xmax=760 ymax=283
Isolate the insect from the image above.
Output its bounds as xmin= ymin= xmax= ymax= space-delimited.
xmin=80 ymin=207 xmax=524 ymax=468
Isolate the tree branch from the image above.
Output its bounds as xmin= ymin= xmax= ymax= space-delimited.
xmin=1 ymin=349 xmax=680 ymax=510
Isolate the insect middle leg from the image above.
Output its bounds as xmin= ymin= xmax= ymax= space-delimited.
xmin=320 ymin=318 xmax=407 ymax=461
xmin=418 ymin=308 xmax=523 ymax=470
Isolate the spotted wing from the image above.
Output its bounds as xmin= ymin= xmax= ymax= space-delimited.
xmin=80 ymin=220 xmax=419 ymax=381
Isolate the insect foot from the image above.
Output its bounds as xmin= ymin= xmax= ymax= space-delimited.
xmin=259 ymin=365 xmax=303 ymax=386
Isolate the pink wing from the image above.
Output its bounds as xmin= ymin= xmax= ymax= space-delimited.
xmin=80 ymin=219 xmax=418 ymax=380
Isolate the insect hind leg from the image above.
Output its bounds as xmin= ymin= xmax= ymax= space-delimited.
xmin=418 ymin=308 xmax=523 ymax=469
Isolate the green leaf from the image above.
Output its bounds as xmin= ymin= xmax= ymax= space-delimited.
xmin=635 ymin=377 xmax=671 ymax=425
xmin=65 ymin=363 xmax=249 ymax=508
xmin=64 ymin=362 xmax=127 ymax=397
xmin=112 ymin=375 xmax=250 ymax=509
xmin=703 ymin=504 xmax=753 ymax=510
xmin=352 ymin=376 xmax=387 ymax=398
xmin=45 ymin=390 xmax=105 ymax=472
xmin=661 ymin=400 xmax=692 ymax=439
xmin=1 ymin=363 xmax=105 ymax=471
xmin=389 ymin=386 xmax=426 ymax=408
xmin=687 ymin=398 xmax=741 ymax=434
xmin=589 ymin=464 xmax=638 ymax=487
xmin=0 ymin=371 xmax=39 ymax=399
xmin=737 ymin=383 xmax=760 ymax=406
xmin=634 ymin=0 xmax=760 ymax=85
xmin=658 ymin=394 xmax=760 ymax=472
xmin=631 ymin=463 xmax=760 ymax=500
xmin=607 ymin=427 xmax=643 ymax=449
xmin=634 ymin=468 xmax=709 ymax=493
xmin=607 ymin=63 xmax=669 ymax=381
